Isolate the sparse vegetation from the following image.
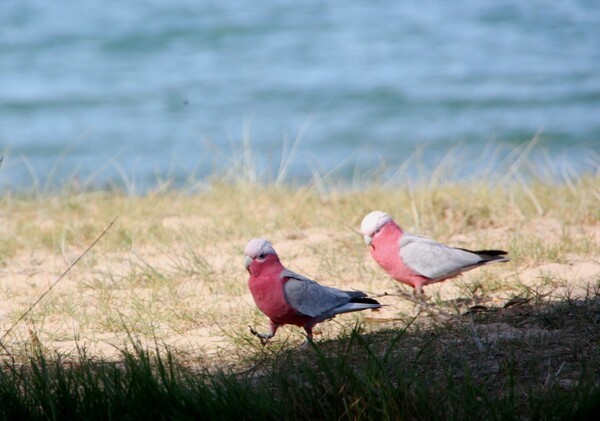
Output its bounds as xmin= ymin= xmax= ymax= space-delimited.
xmin=1 ymin=144 xmax=599 ymax=418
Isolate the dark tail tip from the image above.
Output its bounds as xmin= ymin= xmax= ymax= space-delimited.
xmin=350 ymin=297 xmax=381 ymax=306
xmin=477 ymin=250 xmax=510 ymax=263
xmin=475 ymin=249 xmax=508 ymax=257
xmin=457 ymin=248 xmax=508 ymax=257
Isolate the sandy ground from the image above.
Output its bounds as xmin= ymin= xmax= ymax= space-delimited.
xmin=1 ymin=216 xmax=599 ymax=361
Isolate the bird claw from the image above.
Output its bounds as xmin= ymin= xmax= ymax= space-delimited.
xmin=248 ymin=326 xmax=271 ymax=346
xmin=299 ymin=339 xmax=311 ymax=350
xmin=413 ymin=288 xmax=428 ymax=301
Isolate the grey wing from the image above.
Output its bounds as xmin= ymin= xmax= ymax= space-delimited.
xmin=280 ymin=269 xmax=351 ymax=318
xmin=399 ymin=233 xmax=482 ymax=280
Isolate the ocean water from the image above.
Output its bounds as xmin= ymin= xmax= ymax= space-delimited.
xmin=1 ymin=0 xmax=599 ymax=191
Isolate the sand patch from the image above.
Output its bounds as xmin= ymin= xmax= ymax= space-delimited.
xmin=1 ymin=217 xmax=599 ymax=359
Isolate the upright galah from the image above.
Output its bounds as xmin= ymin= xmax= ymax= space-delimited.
xmin=360 ymin=211 xmax=509 ymax=295
xmin=244 ymin=238 xmax=381 ymax=344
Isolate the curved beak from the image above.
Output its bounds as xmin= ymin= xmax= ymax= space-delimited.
xmin=363 ymin=235 xmax=372 ymax=246
xmin=244 ymin=255 xmax=253 ymax=270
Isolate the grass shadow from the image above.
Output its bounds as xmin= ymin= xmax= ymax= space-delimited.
xmin=2 ymin=293 xmax=599 ymax=420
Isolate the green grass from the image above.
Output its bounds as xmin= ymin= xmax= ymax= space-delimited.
xmin=1 ymin=295 xmax=599 ymax=420
xmin=1 ymin=142 xmax=600 ymax=418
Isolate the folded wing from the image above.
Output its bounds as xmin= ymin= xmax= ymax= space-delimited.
xmin=281 ymin=269 xmax=380 ymax=320
xmin=399 ymin=233 xmax=509 ymax=280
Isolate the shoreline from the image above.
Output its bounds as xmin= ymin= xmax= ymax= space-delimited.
xmin=2 ymin=138 xmax=599 ymax=195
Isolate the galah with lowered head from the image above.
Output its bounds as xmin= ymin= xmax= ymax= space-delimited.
xmin=360 ymin=210 xmax=509 ymax=295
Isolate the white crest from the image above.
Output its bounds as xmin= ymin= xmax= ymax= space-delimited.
xmin=360 ymin=211 xmax=392 ymax=236
xmin=244 ymin=238 xmax=277 ymax=258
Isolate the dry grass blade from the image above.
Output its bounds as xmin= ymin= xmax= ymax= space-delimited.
xmin=0 ymin=141 xmax=599 ymax=418
xmin=0 ymin=217 xmax=118 ymax=350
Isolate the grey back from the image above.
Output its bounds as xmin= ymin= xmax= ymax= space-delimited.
xmin=281 ymin=269 xmax=353 ymax=318
xmin=399 ymin=233 xmax=482 ymax=280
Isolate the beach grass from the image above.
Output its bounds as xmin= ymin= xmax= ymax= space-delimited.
xmin=1 ymin=144 xmax=600 ymax=418
xmin=1 ymin=300 xmax=599 ymax=420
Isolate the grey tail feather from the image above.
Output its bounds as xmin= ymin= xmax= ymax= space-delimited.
xmin=350 ymin=296 xmax=381 ymax=306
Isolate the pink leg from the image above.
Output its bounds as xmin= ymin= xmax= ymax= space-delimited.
xmin=268 ymin=320 xmax=279 ymax=338
xmin=413 ymin=280 xmax=427 ymax=298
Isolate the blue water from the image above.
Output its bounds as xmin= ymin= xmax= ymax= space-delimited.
xmin=1 ymin=1 xmax=599 ymax=191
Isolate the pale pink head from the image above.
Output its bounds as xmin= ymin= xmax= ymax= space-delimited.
xmin=360 ymin=211 xmax=392 ymax=246
xmin=244 ymin=238 xmax=279 ymax=273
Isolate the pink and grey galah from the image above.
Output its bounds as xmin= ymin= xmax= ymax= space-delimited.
xmin=244 ymin=238 xmax=381 ymax=345
xmin=360 ymin=211 xmax=509 ymax=295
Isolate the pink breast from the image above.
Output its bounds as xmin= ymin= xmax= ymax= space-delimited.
xmin=249 ymin=275 xmax=310 ymax=327
xmin=371 ymin=225 xmax=428 ymax=288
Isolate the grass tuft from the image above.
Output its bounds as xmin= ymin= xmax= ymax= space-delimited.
xmin=1 ymin=296 xmax=599 ymax=420
xmin=1 ymin=142 xmax=599 ymax=417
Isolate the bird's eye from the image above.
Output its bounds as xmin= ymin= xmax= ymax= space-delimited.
xmin=257 ymin=253 xmax=266 ymax=260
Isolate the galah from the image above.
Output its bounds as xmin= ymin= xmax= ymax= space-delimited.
xmin=244 ymin=238 xmax=381 ymax=344
xmin=360 ymin=211 xmax=509 ymax=295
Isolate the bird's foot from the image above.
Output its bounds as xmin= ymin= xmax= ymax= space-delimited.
xmin=249 ymin=326 xmax=273 ymax=346
xmin=413 ymin=288 xmax=428 ymax=301
xmin=299 ymin=328 xmax=315 ymax=350
xmin=299 ymin=339 xmax=311 ymax=350
xmin=392 ymin=285 xmax=428 ymax=304
xmin=299 ymin=335 xmax=315 ymax=350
